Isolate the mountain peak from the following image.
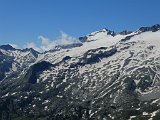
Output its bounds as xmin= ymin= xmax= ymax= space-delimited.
xmin=138 ymin=24 xmax=160 ymax=33
xmin=22 ymin=48 xmax=39 ymax=58
xmin=0 ymin=44 xmax=16 ymax=51
xmin=119 ymin=30 xmax=132 ymax=35
xmin=22 ymin=48 xmax=38 ymax=52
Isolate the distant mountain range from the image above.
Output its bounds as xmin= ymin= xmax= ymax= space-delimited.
xmin=0 ymin=24 xmax=160 ymax=120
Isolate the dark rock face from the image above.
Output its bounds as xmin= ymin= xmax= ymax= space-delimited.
xmin=25 ymin=61 xmax=53 ymax=84
xmin=0 ymin=44 xmax=16 ymax=51
xmin=107 ymin=30 xmax=115 ymax=36
xmin=98 ymin=28 xmax=115 ymax=36
xmin=121 ymin=35 xmax=135 ymax=42
xmin=69 ymin=47 xmax=117 ymax=68
xmin=79 ymin=36 xmax=88 ymax=42
xmin=119 ymin=30 xmax=132 ymax=35
xmin=0 ymin=51 xmax=3 ymax=55
xmin=62 ymin=56 xmax=72 ymax=61
xmin=0 ymin=72 xmax=5 ymax=81
xmin=0 ymin=55 xmax=13 ymax=81
xmin=139 ymin=24 xmax=160 ymax=32
xmin=55 ymin=43 xmax=83 ymax=49
xmin=81 ymin=47 xmax=117 ymax=64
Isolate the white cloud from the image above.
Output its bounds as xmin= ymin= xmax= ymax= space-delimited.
xmin=38 ymin=35 xmax=57 ymax=51
xmin=23 ymin=31 xmax=81 ymax=52
xmin=57 ymin=31 xmax=80 ymax=45
xmin=38 ymin=35 xmax=50 ymax=46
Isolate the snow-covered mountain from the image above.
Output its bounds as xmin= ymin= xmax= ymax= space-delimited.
xmin=0 ymin=24 xmax=160 ymax=120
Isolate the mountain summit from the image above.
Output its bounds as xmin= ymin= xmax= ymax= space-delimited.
xmin=0 ymin=44 xmax=16 ymax=51
xmin=0 ymin=24 xmax=160 ymax=120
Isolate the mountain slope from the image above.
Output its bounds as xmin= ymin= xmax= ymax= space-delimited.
xmin=0 ymin=24 xmax=160 ymax=120
xmin=0 ymin=45 xmax=39 ymax=81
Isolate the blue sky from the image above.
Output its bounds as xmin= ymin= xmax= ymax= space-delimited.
xmin=0 ymin=0 xmax=160 ymax=50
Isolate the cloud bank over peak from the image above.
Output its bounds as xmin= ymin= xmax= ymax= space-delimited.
xmin=38 ymin=35 xmax=57 ymax=52
xmin=22 ymin=31 xmax=81 ymax=52
xmin=56 ymin=31 xmax=81 ymax=45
